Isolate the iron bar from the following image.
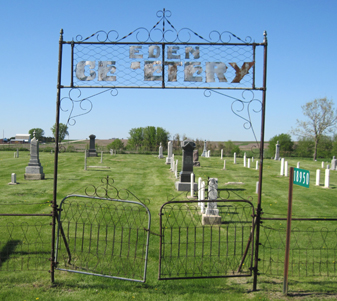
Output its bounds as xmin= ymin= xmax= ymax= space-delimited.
xmin=51 ymin=28 xmax=64 ymax=283
xmin=283 ymin=167 xmax=294 ymax=295
xmin=253 ymin=31 xmax=268 ymax=292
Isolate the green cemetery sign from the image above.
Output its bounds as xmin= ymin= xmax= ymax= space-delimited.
xmin=293 ymin=168 xmax=310 ymax=188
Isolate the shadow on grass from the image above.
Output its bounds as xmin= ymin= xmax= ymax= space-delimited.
xmin=0 ymin=240 xmax=21 ymax=267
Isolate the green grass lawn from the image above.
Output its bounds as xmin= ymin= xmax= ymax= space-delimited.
xmin=0 ymin=151 xmax=336 ymax=300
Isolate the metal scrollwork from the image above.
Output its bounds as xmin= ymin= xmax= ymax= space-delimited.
xmin=84 ymin=176 xmax=150 ymax=206
xmin=61 ymin=88 xmax=117 ymax=126
xmin=75 ymin=9 xmax=251 ymax=44
xmin=204 ymin=89 xmax=261 ymax=149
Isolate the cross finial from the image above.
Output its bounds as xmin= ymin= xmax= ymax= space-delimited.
xmin=33 ymin=130 xmax=36 ymax=138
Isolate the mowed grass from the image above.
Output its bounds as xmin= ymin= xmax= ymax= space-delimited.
xmin=0 ymin=150 xmax=337 ymax=300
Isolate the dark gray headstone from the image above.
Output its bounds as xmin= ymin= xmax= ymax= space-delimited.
xmin=88 ymin=134 xmax=97 ymax=157
xmin=175 ymin=140 xmax=198 ymax=191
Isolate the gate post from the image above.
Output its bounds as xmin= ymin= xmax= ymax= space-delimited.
xmin=51 ymin=28 xmax=64 ymax=283
xmin=253 ymin=31 xmax=268 ymax=291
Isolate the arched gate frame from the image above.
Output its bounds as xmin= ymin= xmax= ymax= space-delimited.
xmin=52 ymin=9 xmax=267 ymax=290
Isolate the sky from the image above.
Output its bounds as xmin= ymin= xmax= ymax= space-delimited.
xmin=1 ymin=0 xmax=337 ymax=143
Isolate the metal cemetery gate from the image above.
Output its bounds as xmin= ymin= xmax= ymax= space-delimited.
xmin=55 ymin=195 xmax=151 ymax=282
xmin=159 ymin=200 xmax=255 ymax=280
xmin=52 ymin=9 xmax=268 ymax=289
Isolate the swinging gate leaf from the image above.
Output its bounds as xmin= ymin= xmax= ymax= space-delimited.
xmin=159 ymin=199 xmax=255 ymax=280
xmin=55 ymin=195 xmax=151 ymax=282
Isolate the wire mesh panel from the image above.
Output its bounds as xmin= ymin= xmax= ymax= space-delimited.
xmin=55 ymin=195 xmax=151 ymax=282
xmin=259 ymin=219 xmax=337 ymax=277
xmin=159 ymin=200 xmax=255 ymax=279
xmin=0 ymin=217 xmax=51 ymax=272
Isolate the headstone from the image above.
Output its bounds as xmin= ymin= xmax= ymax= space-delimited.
xmin=285 ymin=161 xmax=288 ymax=177
xmin=175 ymin=140 xmax=198 ymax=191
xmin=252 ymin=157 xmax=254 ymax=162
xmin=193 ymin=149 xmax=200 ymax=166
xmin=190 ymin=173 xmax=195 ymax=197
xmin=321 ymin=161 xmax=324 ymax=169
xmin=330 ymin=156 xmax=336 ymax=170
xmin=88 ymin=134 xmax=97 ymax=157
xmin=274 ymin=141 xmax=280 ymax=160
xmin=243 ymin=153 xmax=247 ymax=167
xmin=327 ymin=164 xmax=330 ymax=169
xmin=234 ymin=152 xmax=237 ymax=164
xmin=297 ymin=162 xmax=300 ymax=168
xmin=221 ymin=149 xmax=223 ymax=160
xmin=198 ymin=177 xmax=202 ymax=205
xmin=248 ymin=158 xmax=251 ymax=169
xmin=165 ymin=141 xmax=173 ymax=164
xmin=24 ymin=132 xmax=45 ymax=180
xmin=158 ymin=142 xmax=164 ymax=159
xmin=175 ymin=160 xmax=178 ymax=178
xmin=16 ymin=149 xmax=19 ymax=158
xmin=202 ymin=178 xmax=221 ymax=225
xmin=256 ymin=181 xmax=259 ymax=194
xmin=316 ymin=169 xmax=320 ymax=186
xmin=280 ymin=158 xmax=284 ymax=176
xmin=201 ymin=140 xmax=207 ymax=157
xmin=200 ymin=181 xmax=206 ymax=214
xmin=100 ymin=151 xmax=103 ymax=163
xmin=256 ymin=160 xmax=259 ymax=170
xmin=170 ymin=154 xmax=175 ymax=171
xmin=8 ymin=173 xmax=17 ymax=185
xmin=223 ymin=159 xmax=226 ymax=170
xmin=324 ymin=169 xmax=330 ymax=188
xmin=208 ymin=150 xmax=211 ymax=158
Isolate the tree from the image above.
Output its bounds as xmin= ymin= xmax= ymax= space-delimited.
xmin=107 ymin=138 xmax=124 ymax=150
xmin=292 ymin=98 xmax=337 ymax=160
xmin=51 ymin=123 xmax=69 ymax=142
xmin=28 ymin=128 xmax=44 ymax=140
xmin=268 ymin=133 xmax=294 ymax=157
xmin=223 ymin=140 xmax=240 ymax=156
xmin=128 ymin=127 xmax=144 ymax=150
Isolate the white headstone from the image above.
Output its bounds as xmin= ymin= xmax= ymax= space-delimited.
xmin=223 ymin=159 xmax=226 ymax=170
xmin=285 ymin=161 xmax=288 ymax=177
xmin=256 ymin=181 xmax=259 ymax=194
xmin=243 ymin=153 xmax=246 ymax=167
xmin=16 ymin=149 xmax=19 ymax=158
xmin=256 ymin=160 xmax=259 ymax=170
xmin=280 ymin=158 xmax=285 ymax=176
xmin=158 ymin=142 xmax=164 ymax=159
xmin=190 ymin=173 xmax=194 ymax=197
xmin=297 ymin=162 xmax=300 ymax=168
xmin=11 ymin=173 xmax=16 ymax=184
xmin=252 ymin=157 xmax=254 ymax=162
xmin=205 ymin=178 xmax=219 ymax=215
xmin=325 ymin=169 xmax=330 ymax=188
xmin=248 ymin=158 xmax=251 ymax=168
xmin=200 ymin=181 xmax=206 ymax=214
xmin=321 ymin=161 xmax=324 ymax=169
xmin=331 ymin=156 xmax=336 ymax=170
xmin=198 ymin=177 xmax=202 ymax=205
xmin=166 ymin=141 xmax=173 ymax=164
xmin=208 ymin=150 xmax=210 ymax=158
xmin=175 ymin=160 xmax=178 ymax=178
xmin=221 ymin=149 xmax=223 ymax=160
xmin=234 ymin=152 xmax=236 ymax=164
xmin=316 ymin=169 xmax=320 ymax=186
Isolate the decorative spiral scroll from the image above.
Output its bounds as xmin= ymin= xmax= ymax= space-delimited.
xmin=204 ymin=89 xmax=261 ymax=151
xmin=84 ymin=176 xmax=150 ymax=206
xmin=75 ymin=9 xmax=252 ymax=44
xmin=60 ymin=88 xmax=117 ymax=126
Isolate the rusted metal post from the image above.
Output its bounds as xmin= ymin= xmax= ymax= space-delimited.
xmin=253 ymin=31 xmax=268 ymax=291
xmin=283 ymin=167 xmax=294 ymax=295
xmin=51 ymin=28 xmax=64 ymax=283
